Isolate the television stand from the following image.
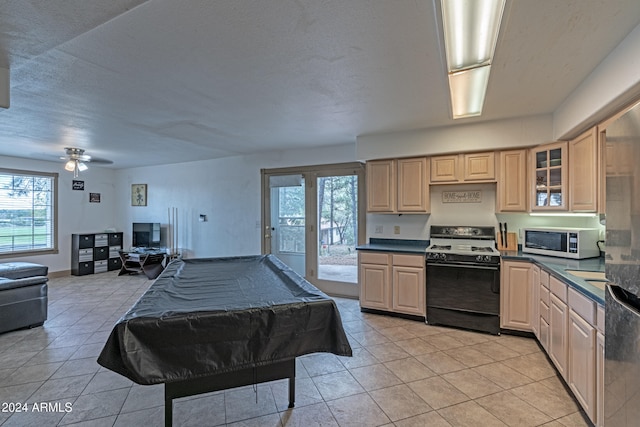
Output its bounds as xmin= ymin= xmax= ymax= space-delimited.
xmin=118 ymin=250 xmax=166 ymax=279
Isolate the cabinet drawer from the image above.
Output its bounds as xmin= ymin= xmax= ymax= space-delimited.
xmin=108 ymin=257 xmax=123 ymax=271
xmin=360 ymin=252 xmax=390 ymax=265
xmin=94 ymin=260 xmax=108 ymax=273
xmin=93 ymin=246 xmax=109 ymax=261
xmin=78 ymin=234 xmax=94 ymax=249
xmin=392 ymin=254 xmax=424 ymax=268
xmin=596 ymin=304 xmax=605 ymax=334
xmin=568 ymin=287 xmax=596 ymax=324
xmin=540 ymin=285 xmax=550 ymax=306
xmin=550 ymin=276 xmax=568 ymax=302
xmin=540 ymin=299 xmax=550 ymax=323
xmin=108 ymin=233 xmax=123 ymax=246
xmin=95 ymin=234 xmax=109 ymax=247
xmin=78 ymin=261 xmax=94 ymax=275
xmin=109 ymin=245 xmax=122 ymax=258
xmin=78 ymin=248 xmax=93 ymax=262
xmin=540 ymin=270 xmax=550 ymax=288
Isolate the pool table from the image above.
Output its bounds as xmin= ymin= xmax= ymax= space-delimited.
xmin=98 ymin=255 xmax=352 ymax=427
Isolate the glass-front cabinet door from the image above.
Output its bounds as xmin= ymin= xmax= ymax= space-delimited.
xmin=531 ymin=141 xmax=568 ymax=210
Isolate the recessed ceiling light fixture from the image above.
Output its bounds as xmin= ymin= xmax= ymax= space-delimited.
xmin=441 ymin=0 xmax=506 ymax=119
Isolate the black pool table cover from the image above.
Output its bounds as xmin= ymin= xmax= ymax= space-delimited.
xmin=97 ymin=255 xmax=353 ymax=385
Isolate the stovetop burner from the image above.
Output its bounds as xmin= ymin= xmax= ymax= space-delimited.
xmin=472 ymin=246 xmax=494 ymax=253
xmin=430 ymin=245 xmax=451 ymax=250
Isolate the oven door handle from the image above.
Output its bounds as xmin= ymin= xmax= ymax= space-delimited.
xmin=427 ymin=262 xmax=499 ymax=271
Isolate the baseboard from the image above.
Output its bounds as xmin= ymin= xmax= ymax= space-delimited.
xmin=48 ymin=270 xmax=71 ymax=279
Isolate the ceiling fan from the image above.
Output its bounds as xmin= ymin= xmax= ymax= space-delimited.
xmin=60 ymin=147 xmax=113 ymax=178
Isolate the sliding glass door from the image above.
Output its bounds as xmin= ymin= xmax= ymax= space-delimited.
xmin=262 ymin=163 xmax=364 ymax=297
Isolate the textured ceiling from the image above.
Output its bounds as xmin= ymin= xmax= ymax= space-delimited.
xmin=1 ymin=0 xmax=640 ymax=169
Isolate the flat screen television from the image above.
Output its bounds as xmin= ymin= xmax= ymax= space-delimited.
xmin=132 ymin=222 xmax=161 ymax=248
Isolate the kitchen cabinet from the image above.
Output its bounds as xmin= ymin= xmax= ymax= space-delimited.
xmin=71 ymin=232 xmax=123 ymax=276
xmin=567 ymin=287 xmax=597 ymax=423
xmin=497 ymin=149 xmax=528 ymax=212
xmin=359 ymin=251 xmax=425 ymax=317
xmin=500 ymin=260 xmax=533 ymax=331
xmin=531 ymin=141 xmax=568 ymax=211
xmin=538 ymin=269 xmax=551 ymax=351
xmin=430 ymin=151 xmax=495 ymax=183
xmin=359 ymin=252 xmax=392 ymax=310
xmin=569 ymin=127 xmax=599 ymax=212
xmin=596 ymin=326 xmax=605 ymax=426
xmin=397 ymin=157 xmax=430 ymax=212
xmin=366 ymin=159 xmax=396 ymax=212
xmin=391 ymin=254 xmax=426 ymax=316
xmin=531 ymin=265 xmax=540 ymax=337
xmin=549 ymin=277 xmax=569 ymax=379
xmin=366 ymin=157 xmax=429 ymax=213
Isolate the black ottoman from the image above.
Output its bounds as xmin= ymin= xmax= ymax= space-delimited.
xmin=0 ymin=262 xmax=49 ymax=334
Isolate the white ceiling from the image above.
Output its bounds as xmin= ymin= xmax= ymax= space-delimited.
xmin=1 ymin=0 xmax=640 ymax=169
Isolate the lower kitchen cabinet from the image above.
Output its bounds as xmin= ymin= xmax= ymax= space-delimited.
xmin=359 ymin=251 xmax=425 ymax=318
xmin=501 ymin=259 xmax=604 ymax=425
xmin=359 ymin=252 xmax=391 ymax=310
xmin=538 ymin=270 xmax=551 ymax=351
xmin=596 ymin=330 xmax=605 ymax=427
xmin=531 ymin=265 xmax=540 ymax=337
xmin=549 ymin=291 xmax=569 ymax=380
xmin=391 ymin=254 xmax=425 ymax=316
xmin=568 ymin=308 xmax=596 ymax=420
xmin=500 ymin=260 xmax=533 ymax=331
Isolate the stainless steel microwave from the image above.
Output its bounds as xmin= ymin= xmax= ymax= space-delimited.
xmin=522 ymin=227 xmax=601 ymax=259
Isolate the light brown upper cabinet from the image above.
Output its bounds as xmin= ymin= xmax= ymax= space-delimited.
xmin=430 ymin=152 xmax=495 ymax=183
xmin=569 ymin=128 xmax=598 ymax=212
xmin=530 ymin=141 xmax=568 ymax=211
xmin=497 ymin=149 xmax=528 ymax=212
xmin=366 ymin=157 xmax=429 ymax=213
xmin=366 ymin=159 xmax=396 ymax=212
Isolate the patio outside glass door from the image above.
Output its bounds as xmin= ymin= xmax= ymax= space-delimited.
xmin=317 ymin=174 xmax=358 ymax=285
xmin=268 ymin=174 xmax=305 ymax=277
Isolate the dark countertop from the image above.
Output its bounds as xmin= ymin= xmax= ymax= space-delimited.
xmin=502 ymin=250 xmax=605 ymax=306
xmin=356 ymin=238 xmax=429 ymax=255
xmin=357 ymin=239 xmax=605 ymax=306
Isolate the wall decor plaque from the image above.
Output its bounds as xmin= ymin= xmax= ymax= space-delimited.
xmin=442 ymin=190 xmax=482 ymax=203
xmin=90 ymin=193 xmax=101 ymax=203
xmin=72 ymin=180 xmax=84 ymax=191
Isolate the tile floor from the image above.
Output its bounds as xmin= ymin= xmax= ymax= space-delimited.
xmin=0 ymin=271 xmax=591 ymax=426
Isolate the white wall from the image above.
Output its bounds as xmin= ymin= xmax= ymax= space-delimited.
xmin=0 ymin=155 xmax=117 ymax=273
xmin=553 ymin=23 xmax=640 ymax=140
xmin=114 ymin=144 xmax=357 ymax=258
xmin=356 ymin=114 xmax=553 ymax=161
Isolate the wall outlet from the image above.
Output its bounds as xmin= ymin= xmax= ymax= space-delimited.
xmin=375 ymin=225 xmax=383 ymax=234
xmin=394 ymin=225 xmax=400 ymax=234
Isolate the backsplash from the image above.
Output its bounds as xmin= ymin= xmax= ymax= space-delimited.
xmin=365 ymin=183 xmax=605 ymax=243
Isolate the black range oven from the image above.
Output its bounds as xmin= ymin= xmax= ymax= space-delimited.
xmin=425 ymin=226 xmax=500 ymax=335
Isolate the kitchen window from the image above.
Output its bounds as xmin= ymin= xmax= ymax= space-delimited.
xmin=0 ymin=168 xmax=58 ymax=257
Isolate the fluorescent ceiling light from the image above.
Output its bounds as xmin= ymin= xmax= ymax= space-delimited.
xmin=448 ymin=65 xmax=491 ymax=118
xmin=441 ymin=0 xmax=505 ymax=119
xmin=529 ymin=212 xmax=597 ymax=217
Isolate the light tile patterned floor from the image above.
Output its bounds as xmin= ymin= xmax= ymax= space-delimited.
xmin=0 ymin=271 xmax=591 ymax=426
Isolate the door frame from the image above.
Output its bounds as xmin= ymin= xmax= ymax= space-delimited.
xmin=261 ymin=162 xmax=365 ymax=298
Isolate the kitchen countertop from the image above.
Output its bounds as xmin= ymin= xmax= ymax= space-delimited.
xmin=357 ymin=239 xmax=605 ymax=306
xmin=356 ymin=238 xmax=429 ymax=254
xmin=501 ymin=250 xmax=605 ymax=305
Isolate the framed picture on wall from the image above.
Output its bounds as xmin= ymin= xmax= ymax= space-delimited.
xmin=131 ymin=184 xmax=147 ymax=206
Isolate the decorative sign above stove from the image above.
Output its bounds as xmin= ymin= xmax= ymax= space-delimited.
xmin=442 ymin=190 xmax=481 ymax=203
